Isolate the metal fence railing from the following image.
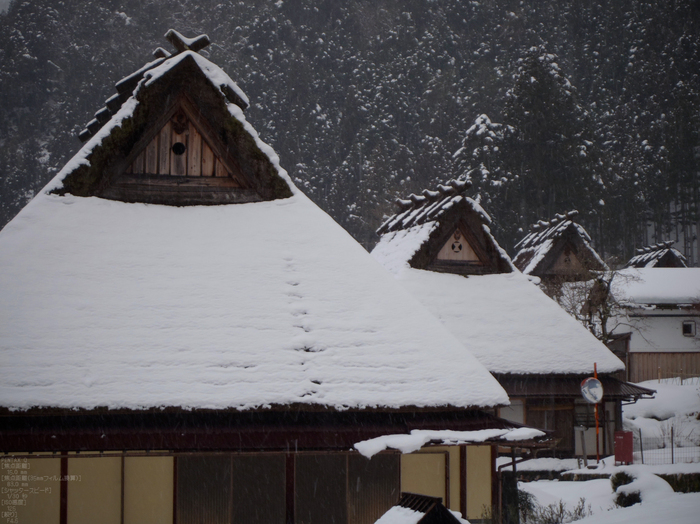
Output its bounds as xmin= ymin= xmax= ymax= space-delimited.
xmin=633 ymin=428 xmax=700 ymax=465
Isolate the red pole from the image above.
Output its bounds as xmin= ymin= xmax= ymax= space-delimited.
xmin=594 ymin=363 xmax=600 ymax=464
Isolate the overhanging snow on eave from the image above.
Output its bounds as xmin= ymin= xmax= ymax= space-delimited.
xmin=354 ymin=427 xmax=551 ymax=458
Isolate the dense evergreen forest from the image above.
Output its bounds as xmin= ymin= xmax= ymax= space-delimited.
xmin=1 ymin=0 xmax=698 ymax=264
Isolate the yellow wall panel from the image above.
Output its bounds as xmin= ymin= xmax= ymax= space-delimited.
xmin=67 ymin=456 xmax=121 ymax=524
xmin=400 ymin=452 xmax=446 ymax=501
xmin=466 ymin=446 xmax=492 ymax=520
xmin=123 ymin=456 xmax=173 ymax=524
xmin=1 ymin=457 xmax=60 ymax=524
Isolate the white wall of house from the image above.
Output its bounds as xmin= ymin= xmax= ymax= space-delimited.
xmin=625 ymin=309 xmax=700 ymax=353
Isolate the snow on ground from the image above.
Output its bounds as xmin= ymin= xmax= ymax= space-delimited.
xmin=574 ymin=493 xmax=700 ymax=524
xmin=623 ymin=378 xmax=700 ymax=464
xmin=519 ymin=477 xmax=616 ymax=514
xmin=515 ymin=379 xmax=700 ymax=523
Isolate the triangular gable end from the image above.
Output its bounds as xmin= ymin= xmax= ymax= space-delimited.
xmin=58 ymin=38 xmax=292 ymax=206
xmin=127 ymin=99 xmax=240 ymax=180
xmin=101 ymin=94 xmax=257 ymax=205
xmin=435 ymin=224 xmax=484 ymax=264
xmin=549 ymin=240 xmax=587 ymax=275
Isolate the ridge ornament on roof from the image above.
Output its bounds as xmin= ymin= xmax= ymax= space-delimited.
xmin=64 ymin=30 xmax=290 ymax=206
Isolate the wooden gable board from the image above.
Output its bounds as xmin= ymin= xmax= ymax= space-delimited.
xmin=58 ymin=52 xmax=292 ymax=206
xmin=435 ymin=225 xmax=482 ymax=264
xmin=419 ymin=202 xmax=510 ymax=275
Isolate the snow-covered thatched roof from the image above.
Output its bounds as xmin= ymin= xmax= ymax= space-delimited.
xmin=374 ymin=268 xmax=624 ymax=375
xmin=614 ymin=268 xmax=700 ymax=306
xmin=625 ymin=241 xmax=688 ymax=269
xmin=0 ymin=34 xmax=508 ymax=412
xmin=374 ymin=179 xmax=514 ymax=275
xmin=372 ymin=192 xmax=623 ymax=376
xmin=513 ymin=210 xmax=607 ymax=278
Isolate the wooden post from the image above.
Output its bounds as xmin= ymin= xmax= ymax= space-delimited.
xmin=671 ymin=426 xmax=674 ymax=464
xmin=639 ymin=429 xmax=644 ymax=464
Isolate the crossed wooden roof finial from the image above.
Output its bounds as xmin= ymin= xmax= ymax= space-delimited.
xmin=164 ymin=29 xmax=211 ymax=54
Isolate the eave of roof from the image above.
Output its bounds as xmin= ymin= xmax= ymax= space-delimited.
xmin=495 ymin=374 xmax=656 ymax=400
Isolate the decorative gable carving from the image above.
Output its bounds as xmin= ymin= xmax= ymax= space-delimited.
xmin=436 ymin=227 xmax=483 ymax=264
xmin=375 ymin=179 xmax=514 ymax=275
xmin=551 ymin=243 xmax=585 ymax=274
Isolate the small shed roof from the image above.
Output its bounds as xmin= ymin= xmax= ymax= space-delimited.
xmin=625 ymin=241 xmax=688 ymax=268
xmin=375 ymin=493 xmax=466 ymax=524
xmin=513 ymin=211 xmax=607 ymax=277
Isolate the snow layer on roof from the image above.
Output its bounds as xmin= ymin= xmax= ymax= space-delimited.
xmin=614 ymin=268 xmax=700 ymax=305
xmin=0 ymin=190 xmax=509 ymax=411
xmin=520 ymin=238 xmax=554 ymax=275
xmin=514 ymin=217 xmax=608 ymax=274
xmin=374 ymin=506 xmax=424 ymax=524
xmin=44 ymin=97 xmax=140 ymax=194
xmin=371 ymin=222 xmax=438 ymax=273
xmin=354 ymin=427 xmax=546 ymax=458
xmin=627 ymin=244 xmax=686 ymax=268
xmin=377 ymin=268 xmax=623 ymax=375
xmin=143 ymin=50 xmax=249 ymax=107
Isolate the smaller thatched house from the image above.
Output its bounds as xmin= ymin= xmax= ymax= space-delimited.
xmin=513 ymin=211 xmax=608 ymax=288
xmin=625 ymin=241 xmax=688 ymax=268
xmin=373 ymin=182 xmax=653 ymax=458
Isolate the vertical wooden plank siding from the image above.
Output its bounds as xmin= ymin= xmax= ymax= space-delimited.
xmin=347 ymin=454 xmax=400 ymax=524
xmin=188 ymin=123 xmax=202 ymax=176
xmin=145 ymin=137 xmax=158 ymax=174
xmin=176 ymin=456 xmax=231 ymax=524
xmin=201 ymin=141 xmax=215 ymax=176
xmin=629 ymin=352 xmax=700 ymax=382
xmin=133 ymin=151 xmax=145 ymax=174
xmin=285 ymin=454 xmax=294 ymax=524
xmin=230 ymin=455 xmax=285 ymax=523
xmin=215 ymin=158 xmax=228 ymax=178
xmin=171 ymin=131 xmax=187 ymax=177
xmin=158 ymin=122 xmax=171 ymax=175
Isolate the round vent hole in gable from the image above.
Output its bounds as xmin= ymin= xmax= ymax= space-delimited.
xmin=172 ymin=142 xmax=186 ymax=155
